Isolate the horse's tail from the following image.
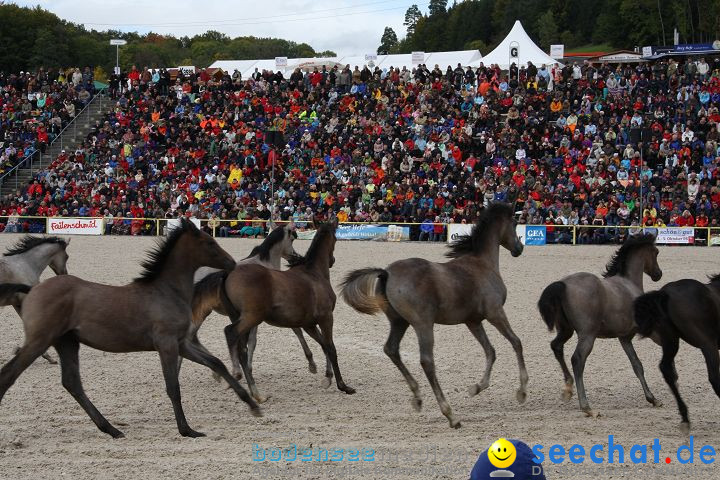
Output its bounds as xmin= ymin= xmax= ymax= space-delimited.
xmin=634 ymin=290 xmax=670 ymax=338
xmin=0 ymin=283 xmax=32 ymax=307
xmin=191 ymin=271 xmax=228 ymax=327
xmin=340 ymin=268 xmax=389 ymax=315
xmin=537 ymin=281 xmax=568 ymax=332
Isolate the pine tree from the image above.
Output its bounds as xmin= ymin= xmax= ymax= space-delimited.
xmin=403 ymin=4 xmax=423 ymax=36
xmin=377 ymin=27 xmax=399 ymax=55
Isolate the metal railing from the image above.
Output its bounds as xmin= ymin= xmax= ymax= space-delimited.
xmin=0 ymin=87 xmax=107 ymax=192
xmin=0 ymin=216 xmax=717 ymax=246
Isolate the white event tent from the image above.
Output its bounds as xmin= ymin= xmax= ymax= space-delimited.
xmin=481 ymin=20 xmax=562 ymax=69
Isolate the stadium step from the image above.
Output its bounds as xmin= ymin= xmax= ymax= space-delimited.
xmin=0 ymin=93 xmax=109 ymax=197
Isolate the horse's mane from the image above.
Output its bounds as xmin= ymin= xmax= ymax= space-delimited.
xmin=4 ymin=236 xmax=67 ymax=256
xmin=603 ymin=233 xmax=656 ymax=278
xmin=135 ymin=219 xmax=198 ymax=282
xmin=708 ymin=273 xmax=720 ymax=283
xmin=446 ymin=203 xmax=514 ymax=259
xmin=245 ymin=226 xmax=293 ymax=261
xmin=287 ymin=222 xmax=335 ymax=267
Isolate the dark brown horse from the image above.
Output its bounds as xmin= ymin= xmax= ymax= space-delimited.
xmin=538 ymin=233 xmax=662 ymax=417
xmin=340 ymin=203 xmax=526 ymax=428
xmin=207 ymin=218 xmax=354 ymax=403
xmin=0 ymin=219 xmax=261 ymax=438
xmin=635 ymin=274 xmax=720 ymax=433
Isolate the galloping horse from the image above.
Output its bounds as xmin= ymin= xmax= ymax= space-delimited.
xmin=0 ymin=236 xmax=70 ymax=364
xmin=192 ymin=224 xmax=328 ymax=379
xmin=0 ymin=219 xmax=261 ymax=438
xmin=538 ymin=233 xmax=662 ymax=417
xmin=635 ymin=274 xmax=720 ymax=433
xmin=207 ymin=219 xmax=354 ymax=403
xmin=341 ymin=203 xmax=526 ymax=428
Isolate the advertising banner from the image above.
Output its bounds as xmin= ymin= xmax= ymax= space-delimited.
xmin=47 ymin=218 xmax=103 ymax=235
xmin=525 ymin=225 xmax=547 ymax=246
xmin=447 ymin=223 xmax=473 ymax=243
xmin=656 ymin=227 xmax=694 ymax=244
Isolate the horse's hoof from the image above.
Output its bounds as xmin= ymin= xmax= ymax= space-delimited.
xmin=562 ymin=385 xmax=573 ymax=401
xmin=650 ymin=398 xmax=663 ymax=407
xmin=308 ymin=363 xmax=317 ymax=374
xmin=321 ymin=376 xmax=332 ymax=389
xmin=212 ymin=372 xmax=222 ymax=383
xmin=411 ymin=397 xmax=422 ymax=412
xmin=250 ymin=407 xmax=263 ymax=418
xmin=341 ymin=386 xmax=356 ymax=395
xmin=45 ymin=357 xmax=58 ymax=365
xmin=108 ymin=429 xmax=125 ymax=439
xmin=583 ymin=409 xmax=601 ymax=418
xmin=516 ymin=389 xmax=527 ymax=404
xmin=233 ymin=371 xmax=243 ymax=381
xmin=468 ymin=382 xmax=488 ymax=396
xmin=450 ymin=419 xmax=462 ymax=429
xmin=680 ymin=422 xmax=690 ymax=435
xmin=253 ymin=394 xmax=269 ymax=404
xmin=181 ymin=429 xmax=206 ymax=438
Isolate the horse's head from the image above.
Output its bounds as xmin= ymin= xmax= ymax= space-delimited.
xmin=500 ymin=210 xmax=524 ymax=258
xmin=325 ymin=217 xmax=338 ymax=268
xmin=642 ymin=243 xmax=662 ymax=282
xmin=281 ymin=221 xmax=299 ymax=261
xmin=49 ymin=237 xmax=70 ymax=275
xmin=184 ymin=219 xmax=235 ymax=272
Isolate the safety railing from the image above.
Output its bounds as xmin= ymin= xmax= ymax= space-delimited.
xmin=0 ymin=87 xmax=107 ymax=191
xmin=0 ymin=216 xmax=717 ymax=247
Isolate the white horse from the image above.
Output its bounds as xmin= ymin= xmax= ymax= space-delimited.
xmin=1 ymin=236 xmax=70 ymax=363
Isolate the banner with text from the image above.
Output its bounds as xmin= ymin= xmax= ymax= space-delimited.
xmin=656 ymin=227 xmax=695 ymax=244
xmin=47 ymin=218 xmax=103 ymax=235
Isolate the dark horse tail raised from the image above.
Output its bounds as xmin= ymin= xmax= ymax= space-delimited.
xmin=191 ymin=271 xmax=233 ymax=326
xmin=340 ymin=268 xmax=389 ymax=315
xmin=634 ymin=290 xmax=670 ymax=338
xmin=0 ymin=283 xmax=32 ymax=307
xmin=537 ymin=281 xmax=569 ymax=332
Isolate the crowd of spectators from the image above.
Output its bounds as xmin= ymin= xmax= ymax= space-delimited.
xmin=0 ymin=67 xmax=96 ymax=178
xmin=0 ymin=57 xmax=719 ymax=242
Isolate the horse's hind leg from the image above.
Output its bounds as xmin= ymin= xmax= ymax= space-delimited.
xmin=0 ymin=339 xmax=50 ymax=402
xmin=415 ymin=326 xmax=460 ymax=428
xmin=315 ymin=316 xmax=355 ymax=395
xmin=619 ymin=335 xmax=661 ymax=407
xmin=156 ymin=339 xmax=204 ymax=438
xmin=571 ymin=334 xmax=597 ymax=416
xmin=302 ymin=325 xmax=333 ymax=388
xmin=487 ymin=309 xmax=529 ymax=404
xmin=233 ymin=326 xmax=267 ymax=404
xmin=292 ymin=327 xmax=318 ymax=374
xmin=466 ymin=320 xmax=495 ymax=397
xmin=658 ymin=335 xmax=689 ymax=432
xmin=384 ymin=315 xmax=422 ymax=412
xmin=179 ymin=339 xmax=261 ymax=417
xmin=11 ymin=306 xmax=56 ymax=365
xmin=701 ymin=345 xmax=720 ymax=399
xmin=551 ymin=327 xmax=574 ymax=400
xmin=54 ymin=334 xmax=124 ymax=438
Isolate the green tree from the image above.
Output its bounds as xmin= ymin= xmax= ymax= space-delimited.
xmin=428 ymin=0 xmax=448 ymax=16
xmin=535 ymin=10 xmax=559 ymax=49
xmin=403 ymin=4 xmax=423 ymax=36
xmin=377 ymin=27 xmax=399 ymax=54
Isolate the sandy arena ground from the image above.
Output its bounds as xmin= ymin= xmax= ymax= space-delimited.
xmin=0 ymin=235 xmax=719 ymax=479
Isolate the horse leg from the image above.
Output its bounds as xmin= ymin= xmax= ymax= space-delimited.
xmin=179 ymin=339 xmax=261 ymax=417
xmin=701 ymin=345 xmax=720 ymax=399
xmin=551 ymin=326 xmax=574 ymax=400
xmin=12 ymin=306 xmax=56 ymax=365
xmin=0 ymin=338 xmax=52 ymax=402
xmin=292 ymin=327 xmax=317 ymax=374
xmin=54 ymin=334 xmax=124 ymax=438
xmin=619 ymin=335 xmax=661 ymax=407
xmin=302 ymin=325 xmax=334 ymax=388
xmin=315 ymin=316 xmax=355 ymax=395
xmin=233 ymin=326 xmax=267 ymax=404
xmin=486 ymin=310 xmax=529 ymax=404
xmin=571 ymin=334 xmax=597 ymax=416
xmin=415 ymin=326 xmax=460 ymax=428
xmin=384 ymin=315 xmax=422 ymax=412
xmin=222 ymin=321 xmax=244 ymax=381
xmin=466 ymin=319 xmax=496 ymax=397
xmin=658 ymin=335 xmax=689 ymax=433
xmin=156 ymin=339 xmax=204 ymax=438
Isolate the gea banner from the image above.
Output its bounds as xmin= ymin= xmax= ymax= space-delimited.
xmin=47 ymin=217 xmax=103 ymax=235
xmin=450 ymin=224 xmax=544 ymax=246
xmin=525 ymin=225 xmax=547 ymax=245
xmin=656 ymin=227 xmax=694 ymax=244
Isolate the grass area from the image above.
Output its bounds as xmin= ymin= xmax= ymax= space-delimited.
xmin=565 ymin=44 xmax=616 ymax=54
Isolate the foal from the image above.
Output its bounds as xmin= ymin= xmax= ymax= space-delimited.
xmin=0 ymin=219 xmax=261 ymax=438
xmin=538 ymin=233 xmax=662 ymax=416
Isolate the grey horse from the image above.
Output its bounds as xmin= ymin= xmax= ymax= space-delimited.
xmin=538 ymin=233 xmax=663 ymax=417
xmin=1 ymin=236 xmax=70 ymax=364
xmin=341 ymin=203 xmax=526 ymax=428
xmin=192 ymin=223 xmax=328 ymax=381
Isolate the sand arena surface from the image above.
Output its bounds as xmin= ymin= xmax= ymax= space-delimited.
xmin=0 ymin=235 xmax=718 ymax=479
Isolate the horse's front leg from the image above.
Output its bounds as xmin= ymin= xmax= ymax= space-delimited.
xmin=571 ymin=333 xmax=597 ymax=417
xmin=315 ymin=315 xmax=355 ymax=395
xmin=292 ymin=327 xmax=317 ymax=374
xmin=486 ymin=308 xmax=529 ymax=404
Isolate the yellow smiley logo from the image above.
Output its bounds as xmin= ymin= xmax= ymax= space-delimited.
xmin=488 ymin=438 xmax=517 ymax=469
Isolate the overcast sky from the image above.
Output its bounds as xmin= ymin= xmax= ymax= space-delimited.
xmin=15 ymin=0 xmax=429 ymax=55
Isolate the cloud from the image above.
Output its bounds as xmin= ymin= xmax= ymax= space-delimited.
xmin=13 ymin=0 xmax=425 ymax=55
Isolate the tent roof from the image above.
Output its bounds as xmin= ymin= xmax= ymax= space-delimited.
xmin=481 ymin=20 xmax=562 ymax=70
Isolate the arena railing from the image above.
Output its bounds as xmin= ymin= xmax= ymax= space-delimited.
xmin=0 ymin=87 xmax=107 ymax=192
xmin=0 ymin=216 xmax=717 ymax=247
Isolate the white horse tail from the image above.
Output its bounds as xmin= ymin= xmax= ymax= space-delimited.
xmin=0 ymin=283 xmax=32 ymax=307
xmin=340 ymin=268 xmax=389 ymax=315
